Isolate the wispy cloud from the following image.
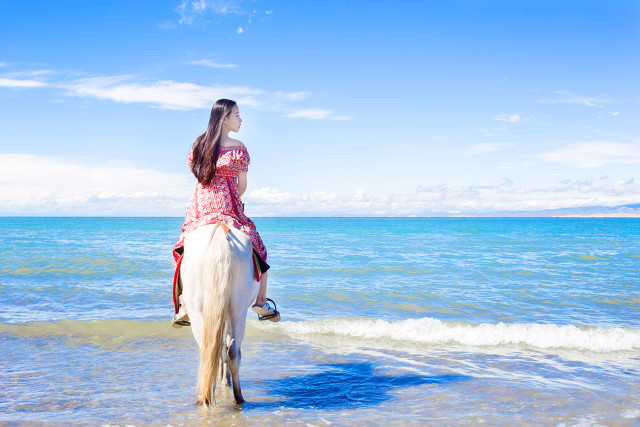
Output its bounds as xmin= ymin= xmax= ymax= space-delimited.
xmin=540 ymin=90 xmax=612 ymax=108
xmin=188 ymin=59 xmax=237 ymax=69
xmin=274 ymin=91 xmax=311 ymax=102
xmin=285 ymin=109 xmax=351 ymax=120
xmin=1 ymin=67 xmax=345 ymax=118
xmin=61 ymin=75 xmax=263 ymax=110
xmin=494 ymin=113 xmax=522 ymax=123
xmin=176 ymin=0 xmax=242 ymax=25
xmin=285 ymin=109 xmax=331 ymax=119
xmin=170 ymin=1 xmax=272 ymax=35
xmin=0 ymin=77 xmax=48 ymax=88
xmin=532 ymin=141 xmax=640 ymax=167
xmin=464 ymin=142 xmax=513 ymax=155
xmin=60 ymin=76 xmax=337 ymax=115
xmin=525 ymin=178 xmax=639 ymax=197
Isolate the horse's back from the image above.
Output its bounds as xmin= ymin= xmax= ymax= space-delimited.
xmin=183 ymin=224 xmax=251 ymax=260
xmin=182 ymin=223 xmax=253 ymax=281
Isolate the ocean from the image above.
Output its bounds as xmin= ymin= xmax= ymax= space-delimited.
xmin=0 ymin=217 xmax=638 ymax=426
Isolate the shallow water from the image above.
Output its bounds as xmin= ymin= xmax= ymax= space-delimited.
xmin=1 ymin=217 xmax=639 ymax=425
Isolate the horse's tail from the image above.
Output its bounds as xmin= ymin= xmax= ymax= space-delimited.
xmin=196 ymin=225 xmax=233 ymax=406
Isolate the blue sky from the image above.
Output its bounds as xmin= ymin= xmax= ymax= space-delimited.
xmin=1 ymin=0 xmax=638 ymax=216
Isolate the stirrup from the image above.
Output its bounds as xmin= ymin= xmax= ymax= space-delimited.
xmin=171 ymin=309 xmax=191 ymax=328
xmin=253 ymin=298 xmax=281 ymax=322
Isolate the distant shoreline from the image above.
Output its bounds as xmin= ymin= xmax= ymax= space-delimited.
xmin=552 ymin=213 xmax=640 ymax=218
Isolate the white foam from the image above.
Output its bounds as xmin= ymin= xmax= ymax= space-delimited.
xmin=252 ymin=317 xmax=640 ymax=353
xmin=621 ymin=409 xmax=640 ymax=419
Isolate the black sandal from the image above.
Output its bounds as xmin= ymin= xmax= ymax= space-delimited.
xmin=252 ymin=298 xmax=281 ymax=322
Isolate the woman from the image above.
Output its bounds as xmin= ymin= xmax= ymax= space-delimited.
xmin=172 ymin=98 xmax=280 ymax=326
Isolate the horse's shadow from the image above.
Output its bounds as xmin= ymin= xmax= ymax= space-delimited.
xmin=242 ymin=362 xmax=469 ymax=410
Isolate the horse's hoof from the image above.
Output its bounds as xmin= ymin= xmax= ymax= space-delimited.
xmin=196 ymin=396 xmax=210 ymax=407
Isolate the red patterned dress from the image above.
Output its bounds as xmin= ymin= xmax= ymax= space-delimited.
xmin=172 ymin=146 xmax=267 ymax=271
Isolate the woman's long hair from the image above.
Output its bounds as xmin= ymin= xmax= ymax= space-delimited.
xmin=190 ymin=99 xmax=237 ymax=186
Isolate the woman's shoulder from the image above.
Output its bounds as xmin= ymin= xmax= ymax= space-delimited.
xmin=217 ymin=138 xmax=250 ymax=169
xmin=220 ymin=138 xmax=246 ymax=149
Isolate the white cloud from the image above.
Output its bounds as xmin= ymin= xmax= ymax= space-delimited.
xmin=236 ymin=26 xmax=245 ymax=34
xmin=2 ymin=69 xmax=52 ymax=78
xmin=494 ymin=113 xmax=521 ymax=123
xmin=540 ymin=90 xmax=612 ymax=108
xmin=59 ymin=75 xmax=335 ymax=115
xmin=532 ymin=141 xmax=640 ymax=168
xmin=0 ymin=77 xmax=47 ymax=88
xmin=0 ymin=153 xmax=193 ymax=215
xmin=498 ymin=177 xmax=640 ymax=200
xmin=285 ymin=109 xmax=350 ymax=120
xmin=273 ymin=91 xmax=312 ymax=101
xmin=243 ymin=178 xmax=640 ymax=216
xmin=609 ymin=111 xmax=619 ymax=116
xmin=209 ymin=0 xmax=242 ymax=14
xmin=286 ymin=109 xmax=331 ymax=119
xmin=188 ymin=59 xmax=237 ymax=68
xmin=191 ymin=0 xmax=206 ymax=11
xmin=176 ymin=0 xmax=242 ymax=25
xmin=487 ymin=178 xmax=514 ymax=189
xmin=464 ymin=142 xmax=513 ymax=155
xmin=2 ymin=153 xmax=637 ymax=215
xmin=248 ymin=187 xmax=298 ymax=205
xmin=0 ymin=68 xmax=343 ymax=117
xmin=61 ymin=75 xmax=264 ymax=110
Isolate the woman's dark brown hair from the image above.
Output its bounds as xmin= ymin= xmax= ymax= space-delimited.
xmin=190 ymin=98 xmax=237 ymax=185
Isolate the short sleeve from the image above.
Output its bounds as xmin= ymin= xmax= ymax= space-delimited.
xmin=234 ymin=148 xmax=250 ymax=172
xmin=215 ymin=146 xmax=250 ymax=174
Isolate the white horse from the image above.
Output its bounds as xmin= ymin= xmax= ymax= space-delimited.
xmin=179 ymin=222 xmax=259 ymax=405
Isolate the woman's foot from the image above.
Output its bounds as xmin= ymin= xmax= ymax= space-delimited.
xmin=251 ymin=298 xmax=280 ymax=322
xmin=171 ymin=308 xmax=190 ymax=328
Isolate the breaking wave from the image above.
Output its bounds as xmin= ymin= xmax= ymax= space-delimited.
xmin=3 ymin=317 xmax=639 ymax=353
xmin=251 ymin=317 xmax=640 ymax=353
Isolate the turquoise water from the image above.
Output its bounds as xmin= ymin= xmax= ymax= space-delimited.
xmin=1 ymin=217 xmax=639 ymax=425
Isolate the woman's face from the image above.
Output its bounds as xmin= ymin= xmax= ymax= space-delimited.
xmin=224 ymin=105 xmax=242 ymax=133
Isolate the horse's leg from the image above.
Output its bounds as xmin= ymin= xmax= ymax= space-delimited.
xmin=226 ymin=231 xmax=260 ymax=404
xmin=226 ymin=331 xmax=244 ymax=404
xmin=226 ymin=302 xmax=250 ymax=404
xmin=180 ymin=254 xmax=205 ymax=350
xmin=219 ymin=334 xmax=231 ymax=387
